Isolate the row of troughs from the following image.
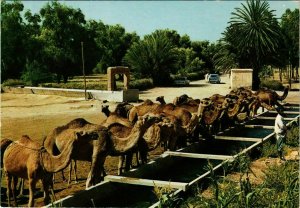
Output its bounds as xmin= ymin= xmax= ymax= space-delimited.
xmin=0 ymin=86 xmax=292 ymax=207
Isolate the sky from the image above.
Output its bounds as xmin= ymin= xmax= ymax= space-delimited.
xmin=22 ymin=1 xmax=299 ymax=42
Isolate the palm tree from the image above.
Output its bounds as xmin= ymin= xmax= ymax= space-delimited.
xmin=223 ymin=0 xmax=282 ymax=90
xmin=123 ymin=30 xmax=179 ymax=85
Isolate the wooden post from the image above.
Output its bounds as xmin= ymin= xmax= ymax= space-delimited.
xmin=81 ymin=41 xmax=87 ymax=100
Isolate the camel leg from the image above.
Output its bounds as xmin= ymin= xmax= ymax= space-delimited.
xmin=73 ymin=160 xmax=78 ymax=183
xmin=68 ymin=161 xmax=73 ymax=186
xmin=6 ymin=172 xmax=12 ymax=207
xmin=18 ymin=178 xmax=24 ymax=197
xmin=28 ymin=178 xmax=37 ymax=207
xmin=42 ymin=175 xmax=52 ymax=206
xmin=125 ymin=153 xmax=133 ymax=172
xmin=12 ymin=176 xmax=18 ymax=206
xmin=118 ymin=155 xmax=125 ymax=175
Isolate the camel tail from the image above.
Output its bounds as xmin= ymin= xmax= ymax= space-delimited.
xmin=278 ymin=86 xmax=289 ymax=101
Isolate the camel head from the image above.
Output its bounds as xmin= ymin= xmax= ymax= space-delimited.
xmin=156 ymin=96 xmax=166 ymax=104
xmin=115 ymin=102 xmax=134 ymax=118
xmin=101 ymin=105 xmax=110 ymax=117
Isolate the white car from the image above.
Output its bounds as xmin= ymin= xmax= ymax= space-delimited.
xmin=208 ymin=74 xmax=221 ymax=84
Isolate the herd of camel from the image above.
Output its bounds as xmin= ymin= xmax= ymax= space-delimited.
xmin=1 ymin=86 xmax=289 ymax=207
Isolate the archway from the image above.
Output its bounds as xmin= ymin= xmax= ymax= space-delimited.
xmin=107 ymin=66 xmax=130 ymax=91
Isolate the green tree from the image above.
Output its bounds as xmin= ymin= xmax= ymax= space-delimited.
xmin=124 ymin=30 xmax=179 ymax=85
xmin=280 ymin=9 xmax=299 ymax=82
xmin=223 ymin=0 xmax=282 ymax=90
xmin=213 ymin=41 xmax=238 ymax=73
xmin=92 ymin=22 xmax=140 ymax=73
xmin=39 ymin=1 xmax=86 ymax=83
xmin=1 ymin=0 xmax=26 ymax=81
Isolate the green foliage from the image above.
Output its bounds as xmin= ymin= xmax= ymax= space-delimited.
xmin=260 ymin=80 xmax=284 ymax=90
xmin=153 ymin=185 xmax=183 ymax=208
xmin=129 ymin=78 xmax=153 ymax=90
xmin=259 ymin=140 xmax=278 ymax=158
xmin=124 ymin=30 xmax=179 ymax=86
xmin=286 ymin=125 xmax=299 ymax=147
xmin=263 ymin=162 xmax=299 ymax=207
xmin=21 ymin=60 xmax=53 ymax=86
xmin=1 ymin=0 xmax=26 ymax=81
xmin=223 ymin=0 xmax=282 ymax=89
xmin=280 ymin=9 xmax=299 ymax=69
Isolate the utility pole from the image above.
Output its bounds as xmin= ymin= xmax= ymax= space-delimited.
xmin=81 ymin=41 xmax=87 ymax=100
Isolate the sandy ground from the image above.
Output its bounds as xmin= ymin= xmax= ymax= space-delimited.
xmin=1 ymin=74 xmax=299 ymax=206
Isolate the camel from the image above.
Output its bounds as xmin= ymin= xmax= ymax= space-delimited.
xmin=158 ymin=95 xmax=199 ymax=113
xmin=254 ymin=86 xmax=289 ymax=111
xmin=102 ymin=102 xmax=133 ymax=119
xmin=173 ymin=94 xmax=200 ymax=106
xmin=3 ymin=135 xmax=76 ymax=207
xmin=44 ymin=115 xmax=160 ymax=188
xmin=198 ymin=97 xmax=230 ymax=135
xmin=128 ymin=99 xmax=162 ymax=123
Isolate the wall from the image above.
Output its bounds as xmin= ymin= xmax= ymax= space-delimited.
xmin=2 ymin=86 xmax=139 ymax=102
xmin=230 ymin=69 xmax=253 ymax=90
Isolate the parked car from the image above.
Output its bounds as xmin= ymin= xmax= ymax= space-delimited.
xmin=174 ymin=77 xmax=190 ymax=86
xmin=208 ymin=74 xmax=221 ymax=84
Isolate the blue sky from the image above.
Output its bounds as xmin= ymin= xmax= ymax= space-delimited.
xmin=22 ymin=1 xmax=299 ymax=42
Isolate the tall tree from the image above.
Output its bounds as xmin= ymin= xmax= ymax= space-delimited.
xmin=124 ymin=30 xmax=178 ymax=85
xmin=93 ymin=22 xmax=139 ymax=73
xmin=280 ymin=9 xmax=299 ymax=82
xmin=223 ymin=0 xmax=282 ymax=90
xmin=39 ymin=1 xmax=86 ymax=83
xmin=1 ymin=0 xmax=26 ymax=81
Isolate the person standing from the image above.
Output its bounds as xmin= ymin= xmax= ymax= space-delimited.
xmin=274 ymin=108 xmax=287 ymax=161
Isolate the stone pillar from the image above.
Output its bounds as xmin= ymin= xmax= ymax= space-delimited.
xmin=124 ymin=72 xmax=130 ymax=90
xmin=230 ymin=69 xmax=253 ymax=90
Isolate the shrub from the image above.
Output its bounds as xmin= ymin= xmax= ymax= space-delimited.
xmin=1 ymin=79 xmax=25 ymax=87
xmin=40 ymin=82 xmax=107 ymax=90
xmin=21 ymin=61 xmax=54 ymax=86
xmin=260 ymin=80 xmax=284 ymax=90
xmin=286 ymin=125 xmax=299 ymax=147
xmin=129 ymin=78 xmax=153 ymax=90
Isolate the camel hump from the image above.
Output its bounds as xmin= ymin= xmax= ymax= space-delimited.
xmin=18 ymin=135 xmax=40 ymax=148
xmin=67 ymin=118 xmax=90 ymax=128
xmin=143 ymin=99 xmax=154 ymax=105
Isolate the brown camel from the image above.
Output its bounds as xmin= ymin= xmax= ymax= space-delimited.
xmin=158 ymin=95 xmax=199 ymax=113
xmin=173 ymin=94 xmax=200 ymax=106
xmin=254 ymin=86 xmax=289 ymax=111
xmin=128 ymin=99 xmax=162 ymax=123
xmin=198 ymin=97 xmax=230 ymax=135
xmin=101 ymin=102 xmax=133 ymax=118
xmin=4 ymin=135 xmax=76 ymax=207
xmin=44 ymin=115 xmax=160 ymax=188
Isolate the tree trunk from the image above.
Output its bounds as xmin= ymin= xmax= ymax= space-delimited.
xmin=252 ymin=67 xmax=260 ymax=91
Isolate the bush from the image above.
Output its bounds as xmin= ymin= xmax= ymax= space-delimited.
xmin=286 ymin=125 xmax=299 ymax=147
xmin=186 ymin=72 xmax=205 ymax=81
xmin=40 ymin=82 xmax=107 ymax=90
xmin=260 ymin=80 xmax=284 ymax=90
xmin=1 ymin=79 xmax=25 ymax=87
xmin=129 ymin=78 xmax=153 ymax=90
xmin=171 ymin=72 xmax=205 ymax=82
xmin=21 ymin=61 xmax=53 ymax=86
